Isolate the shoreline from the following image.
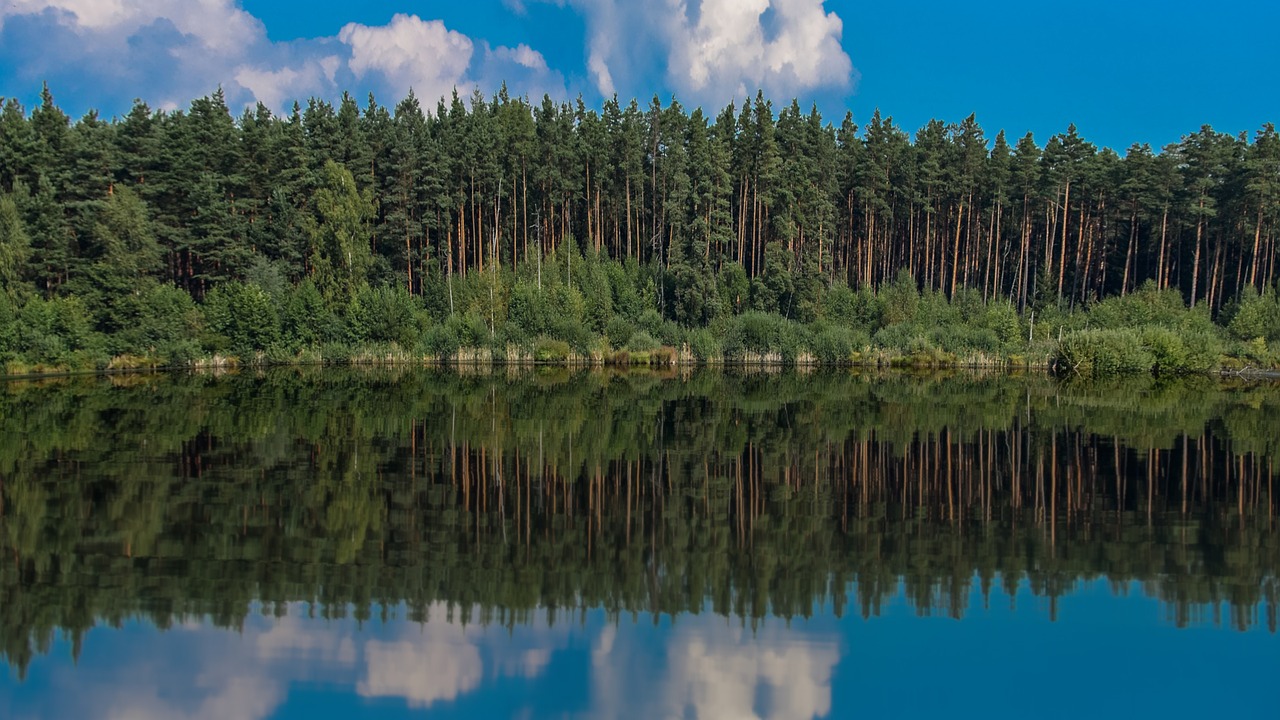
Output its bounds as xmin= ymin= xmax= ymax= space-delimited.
xmin=4 ymin=351 xmax=1278 ymax=383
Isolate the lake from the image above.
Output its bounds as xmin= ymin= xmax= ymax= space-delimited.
xmin=0 ymin=368 xmax=1276 ymax=719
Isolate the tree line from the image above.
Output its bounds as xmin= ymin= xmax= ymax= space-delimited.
xmin=1 ymin=85 xmax=1279 ymax=374
xmin=2 ymin=369 xmax=1277 ymax=676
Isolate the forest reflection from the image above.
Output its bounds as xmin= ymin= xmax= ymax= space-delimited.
xmin=1 ymin=367 xmax=1277 ymax=678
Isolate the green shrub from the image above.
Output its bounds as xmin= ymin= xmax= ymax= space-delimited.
xmin=1179 ymin=328 xmax=1224 ymax=372
xmin=1140 ymin=327 xmax=1190 ymax=375
xmin=809 ymin=323 xmax=858 ymax=364
xmin=872 ymin=323 xmax=921 ymax=352
xmin=534 ymin=337 xmax=572 ymax=362
xmin=351 ymin=285 xmax=421 ymax=348
xmin=1056 ymin=329 xmax=1154 ymax=375
xmin=931 ymin=325 xmax=1001 ymax=354
xmin=1227 ymin=288 xmax=1280 ymax=342
xmin=202 ymin=281 xmax=281 ymax=357
xmin=419 ymin=323 xmax=459 ymax=358
xmin=605 ymin=316 xmax=635 ymax=349
xmin=625 ymin=330 xmax=660 ymax=353
xmin=687 ymin=328 xmax=721 ymax=362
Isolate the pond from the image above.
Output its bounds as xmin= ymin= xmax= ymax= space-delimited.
xmin=0 ymin=368 xmax=1276 ymax=718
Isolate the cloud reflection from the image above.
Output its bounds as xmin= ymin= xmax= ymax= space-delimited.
xmin=591 ymin=618 xmax=839 ymax=720
xmin=359 ymin=637 xmax=483 ymax=707
xmin=10 ymin=604 xmax=839 ymax=720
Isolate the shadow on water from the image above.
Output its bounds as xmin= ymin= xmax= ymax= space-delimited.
xmin=1 ymin=367 xmax=1277 ymax=677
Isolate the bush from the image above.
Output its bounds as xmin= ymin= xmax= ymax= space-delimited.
xmin=419 ymin=323 xmax=460 ymax=358
xmin=809 ymin=323 xmax=859 ymax=364
xmin=1140 ymin=327 xmax=1190 ymax=375
xmin=871 ymin=323 xmax=922 ymax=353
xmin=931 ymin=325 xmax=1002 ymax=355
xmin=687 ymin=328 xmax=721 ymax=362
xmin=625 ymin=330 xmax=660 ymax=353
xmin=351 ymin=285 xmax=420 ymax=348
xmin=203 ymin=281 xmax=281 ymax=357
xmin=605 ymin=316 xmax=635 ymax=349
xmin=982 ymin=302 xmax=1024 ymax=348
xmin=534 ymin=337 xmax=572 ymax=362
xmin=1227 ymin=288 xmax=1280 ymax=342
xmin=1056 ymin=329 xmax=1155 ymax=375
xmin=507 ymin=281 xmax=548 ymax=336
xmin=1179 ymin=328 xmax=1224 ymax=372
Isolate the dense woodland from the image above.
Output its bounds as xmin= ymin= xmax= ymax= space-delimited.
xmin=2 ymin=369 xmax=1278 ymax=676
xmin=1 ymin=85 xmax=1280 ymax=374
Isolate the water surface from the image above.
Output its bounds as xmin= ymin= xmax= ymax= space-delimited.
xmin=1 ymin=368 xmax=1276 ymax=718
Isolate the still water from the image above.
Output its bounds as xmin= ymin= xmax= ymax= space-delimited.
xmin=0 ymin=368 xmax=1276 ymax=718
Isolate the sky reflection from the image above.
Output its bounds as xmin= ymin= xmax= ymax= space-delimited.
xmin=2 ymin=580 xmax=1276 ymax=720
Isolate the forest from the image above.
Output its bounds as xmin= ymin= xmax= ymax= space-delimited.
xmin=1 ymin=85 xmax=1279 ymax=375
xmin=1 ymin=368 xmax=1278 ymax=676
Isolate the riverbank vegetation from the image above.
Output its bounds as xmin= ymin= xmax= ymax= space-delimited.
xmin=1 ymin=86 xmax=1279 ymax=375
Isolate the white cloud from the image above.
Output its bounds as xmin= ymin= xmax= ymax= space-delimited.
xmin=234 ymin=59 xmax=337 ymax=113
xmin=1 ymin=0 xmax=261 ymax=52
xmin=339 ymin=14 xmax=475 ymax=108
xmin=475 ymin=43 xmax=570 ymax=103
xmin=496 ymin=44 xmax=550 ymax=72
xmin=589 ymin=52 xmax=617 ymax=96
xmin=0 ymin=4 xmax=563 ymax=116
xmin=555 ymin=0 xmax=855 ymax=106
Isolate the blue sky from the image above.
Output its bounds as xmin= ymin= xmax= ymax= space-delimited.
xmin=1 ymin=1 xmax=1277 ymax=152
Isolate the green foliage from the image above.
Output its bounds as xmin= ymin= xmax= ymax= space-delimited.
xmin=822 ymin=282 xmax=878 ymax=331
xmin=0 ymin=193 xmax=30 ymax=296
xmin=0 ymin=86 xmax=1277 ymax=376
xmin=1227 ymin=288 xmax=1280 ymax=341
xmin=280 ymin=279 xmax=335 ymax=351
xmin=534 ymin=336 xmax=572 ymax=361
xmin=307 ymin=161 xmax=375 ymax=305
xmin=1057 ymin=329 xmax=1155 ymax=375
xmin=879 ymin=269 xmax=919 ymax=326
xmin=1088 ymin=282 xmax=1205 ymax=330
xmin=112 ymin=283 xmax=202 ymax=363
xmin=981 ymin=301 xmax=1024 ymax=348
xmin=202 ymin=281 xmax=280 ymax=358
xmin=717 ymin=262 xmax=749 ymax=316
xmin=350 ymin=285 xmax=420 ymax=348
xmin=722 ymin=311 xmax=804 ymax=361
xmin=750 ymin=241 xmax=793 ymax=315
xmin=3 ymin=295 xmax=99 ymax=369
xmin=809 ymin=322 xmax=866 ymax=364
xmin=686 ymin=328 xmax=721 ymax=361
xmin=605 ymin=316 xmax=635 ymax=349
xmin=624 ymin=330 xmax=660 ymax=353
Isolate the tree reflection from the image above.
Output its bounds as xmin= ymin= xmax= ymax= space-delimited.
xmin=0 ymin=368 xmax=1277 ymax=677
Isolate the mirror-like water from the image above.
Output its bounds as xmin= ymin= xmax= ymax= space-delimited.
xmin=0 ymin=368 xmax=1276 ymax=718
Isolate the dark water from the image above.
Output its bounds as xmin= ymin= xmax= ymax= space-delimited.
xmin=0 ymin=368 xmax=1277 ymax=719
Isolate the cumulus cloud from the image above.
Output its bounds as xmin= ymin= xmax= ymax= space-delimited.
xmin=554 ymin=0 xmax=855 ymax=107
xmin=0 ymin=0 xmax=260 ymax=52
xmin=0 ymin=0 xmax=339 ymax=113
xmin=339 ymin=14 xmax=474 ymax=109
xmin=0 ymin=2 xmax=565 ymax=117
xmin=234 ymin=58 xmax=341 ymax=113
xmin=0 ymin=0 xmax=850 ymax=120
